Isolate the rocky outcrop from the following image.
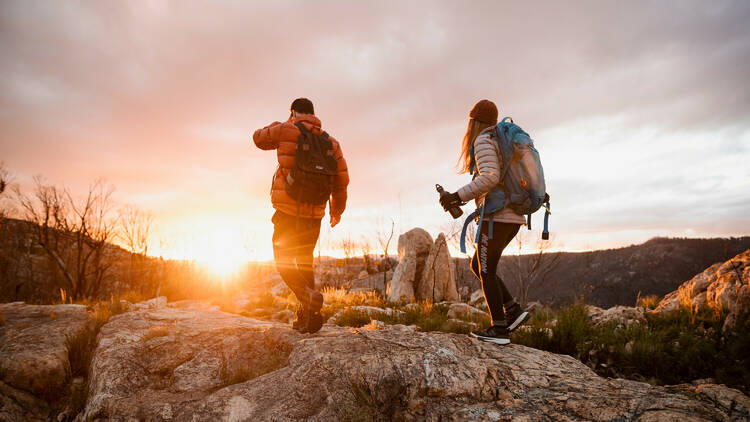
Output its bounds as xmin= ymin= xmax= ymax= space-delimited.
xmin=326 ymin=306 xmax=404 ymax=325
xmin=71 ymin=306 xmax=749 ymax=421
xmin=416 ymin=233 xmax=459 ymax=302
xmin=387 ymin=228 xmax=433 ymax=302
xmin=655 ymin=250 xmax=749 ymax=329
xmin=0 ymin=302 xmax=94 ymax=422
xmin=446 ymin=303 xmax=488 ymax=321
xmin=80 ymin=306 xmax=302 ymax=421
xmin=388 ymin=228 xmax=460 ymax=303
xmin=587 ymin=305 xmax=647 ymax=329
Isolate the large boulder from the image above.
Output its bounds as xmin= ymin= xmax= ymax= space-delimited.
xmin=0 ymin=302 xmax=94 ymax=421
xmin=77 ymin=306 xmax=749 ymax=421
xmin=587 ymin=305 xmax=647 ymax=329
xmin=80 ymin=306 xmax=302 ymax=421
xmin=655 ymin=250 xmax=749 ymax=329
xmin=416 ymin=233 xmax=459 ymax=302
xmin=386 ymin=233 xmax=423 ymax=302
xmin=387 ymin=228 xmax=434 ymax=302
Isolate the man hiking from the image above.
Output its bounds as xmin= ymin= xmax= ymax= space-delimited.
xmin=253 ymin=98 xmax=349 ymax=334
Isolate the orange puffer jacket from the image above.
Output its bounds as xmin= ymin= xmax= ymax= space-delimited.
xmin=253 ymin=114 xmax=349 ymax=219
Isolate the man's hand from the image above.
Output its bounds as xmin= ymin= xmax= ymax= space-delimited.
xmin=330 ymin=214 xmax=341 ymax=228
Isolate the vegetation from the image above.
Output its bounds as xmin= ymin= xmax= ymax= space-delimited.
xmin=511 ymin=303 xmax=750 ymax=392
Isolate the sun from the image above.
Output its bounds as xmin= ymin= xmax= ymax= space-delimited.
xmin=191 ymin=225 xmax=251 ymax=278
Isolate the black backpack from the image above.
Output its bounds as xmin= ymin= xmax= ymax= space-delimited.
xmin=285 ymin=122 xmax=338 ymax=205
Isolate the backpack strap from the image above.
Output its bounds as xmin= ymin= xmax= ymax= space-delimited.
xmin=459 ymin=208 xmax=479 ymax=253
xmin=542 ymin=200 xmax=551 ymax=240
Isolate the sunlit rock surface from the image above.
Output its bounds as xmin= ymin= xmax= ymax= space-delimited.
xmin=0 ymin=302 xmax=93 ymax=422
xmin=655 ymin=249 xmax=749 ymax=329
xmin=75 ymin=306 xmax=748 ymax=421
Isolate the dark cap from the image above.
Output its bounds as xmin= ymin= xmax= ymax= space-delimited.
xmin=290 ymin=98 xmax=314 ymax=115
xmin=469 ymin=99 xmax=498 ymax=125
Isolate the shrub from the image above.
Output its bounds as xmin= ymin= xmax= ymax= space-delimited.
xmin=636 ymin=294 xmax=660 ymax=310
xmin=511 ymin=303 xmax=750 ymax=392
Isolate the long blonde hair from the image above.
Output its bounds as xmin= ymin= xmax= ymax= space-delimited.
xmin=457 ymin=119 xmax=492 ymax=174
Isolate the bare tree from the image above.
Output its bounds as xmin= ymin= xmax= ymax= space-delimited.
xmin=509 ymin=231 xmax=560 ymax=307
xmin=15 ymin=177 xmax=116 ymax=301
xmin=443 ymin=219 xmax=476 ymax=255
xmin=118 ymin=205 xmax=156 ymax=295
xmin=375 ymin=218 xmax=395 ymax=274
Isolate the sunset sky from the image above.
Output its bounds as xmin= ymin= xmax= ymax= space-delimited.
xmin=2 ymin=1 xmax=749 ymax=262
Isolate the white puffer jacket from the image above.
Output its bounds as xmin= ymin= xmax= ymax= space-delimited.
xmin=457 ymin=129 xmax=526 ymax=225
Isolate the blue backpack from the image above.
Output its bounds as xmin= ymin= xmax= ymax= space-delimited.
xmin=459 ymin=117 xmax=551 ymax=253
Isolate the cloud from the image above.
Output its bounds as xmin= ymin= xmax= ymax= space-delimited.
xmin=1 ymin=0 xmax=749 ymax=256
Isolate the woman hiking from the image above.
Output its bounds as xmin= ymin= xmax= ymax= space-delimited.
xmin=439 ymin=99 xmax=530 ymax=345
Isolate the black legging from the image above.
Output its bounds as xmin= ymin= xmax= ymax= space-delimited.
xmin=470 ymin=221 xmax=520 ymax=323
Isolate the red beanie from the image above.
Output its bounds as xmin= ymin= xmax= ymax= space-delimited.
xmin=469 ymin=100 xmax=498 ymax=125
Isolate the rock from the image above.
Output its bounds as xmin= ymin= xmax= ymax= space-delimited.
xmin=0 ymin=302 xmax=94 ymax=421
xmin=350 ymin=270 xmax=393 ymax=294
xmin=387 ymin=237 xmax=417 ymax=302
xmin=129 ymin=296 xmax=167 ymax=311
xmin=271 ymin=309 xmax=294 ymax=323
xmin=416 ymin=233 xmax=459 ymax=302
xmin=327 ymin=306 xmax=404 ymax=325
xmin=168 ymin=300 xmax=220 ymax=311
xmin=80 ymin=306 xmax=303 ymax=421
xmin=469 ymin=289 xmax=485 ymax=306
xmin=78 ymin=306 xmax=750 ymax=421
xmin=588 ymin=305 xmax=646 ymax=329
xmin=397 ymin=227 xmax=433 ymax=257
xmin=655 ymin=250 xmax=750 ymax=329
xmin=270 ymin=281 xmax=290 ymax=297
xmin=458 ymin=286 xmax=469 ymax=302
xmin=446 ymin=303 xmax=488 ymax=321
xmin=356 ymin=270 xmax=369 ymax=279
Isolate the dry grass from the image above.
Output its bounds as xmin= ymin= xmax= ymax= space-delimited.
xmin=65 ymin=329 xmax=96 ymax=378
xmin=142 ymin=325 xmax=170 ymax=342
xmin=636 ymin=294 xmax=660 ymax=310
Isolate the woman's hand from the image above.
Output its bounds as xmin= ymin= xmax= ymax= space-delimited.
xmin=439 ymin=191 xmax=463 ymax=210
xmin=330 ymin=214 xmax=341 ymax=228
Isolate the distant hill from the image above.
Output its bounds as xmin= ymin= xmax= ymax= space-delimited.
xmin=455 ymin=236 xmax=750 ymax=308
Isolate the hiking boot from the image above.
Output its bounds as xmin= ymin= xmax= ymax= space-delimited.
xmin=301 ymin=290 xmax=324 ymax=334
xmin=292 ymin=305 xmax=307 ymax=331
xmin=470 ymin=324 xmax=511 ymax=345
xmin=504 ymin=301 xmax=530 ymax=332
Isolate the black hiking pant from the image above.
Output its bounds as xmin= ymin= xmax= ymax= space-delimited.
xmin=271 ymin=210 xmax=321 ymax=308
xmin=470 ymin=221 xmax=521 ymax=323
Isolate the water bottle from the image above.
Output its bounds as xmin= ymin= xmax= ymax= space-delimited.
xmin=436 ymin=184 xmax=463 ymax=219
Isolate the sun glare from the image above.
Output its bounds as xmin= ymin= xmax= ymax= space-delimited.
xmin=154 ymin=221 xmax=256 ymax=278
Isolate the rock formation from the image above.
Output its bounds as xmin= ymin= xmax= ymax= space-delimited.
xmin=78 ymin=307 xmax=748 ymax=421
xmin=1 ymin=300 xmax=749 ymax=421
xmin=655 ymin=249 xmax=749 ymax=329
xmin=387 ymin=228 xmax=433 ymax=302
xmin=0 ymin=303 xmax=94 ymax=422
xmin=387 ymin=228 xmax=459 ymax=303
xmin=416 ymin=233 xmax=459 ymax=302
